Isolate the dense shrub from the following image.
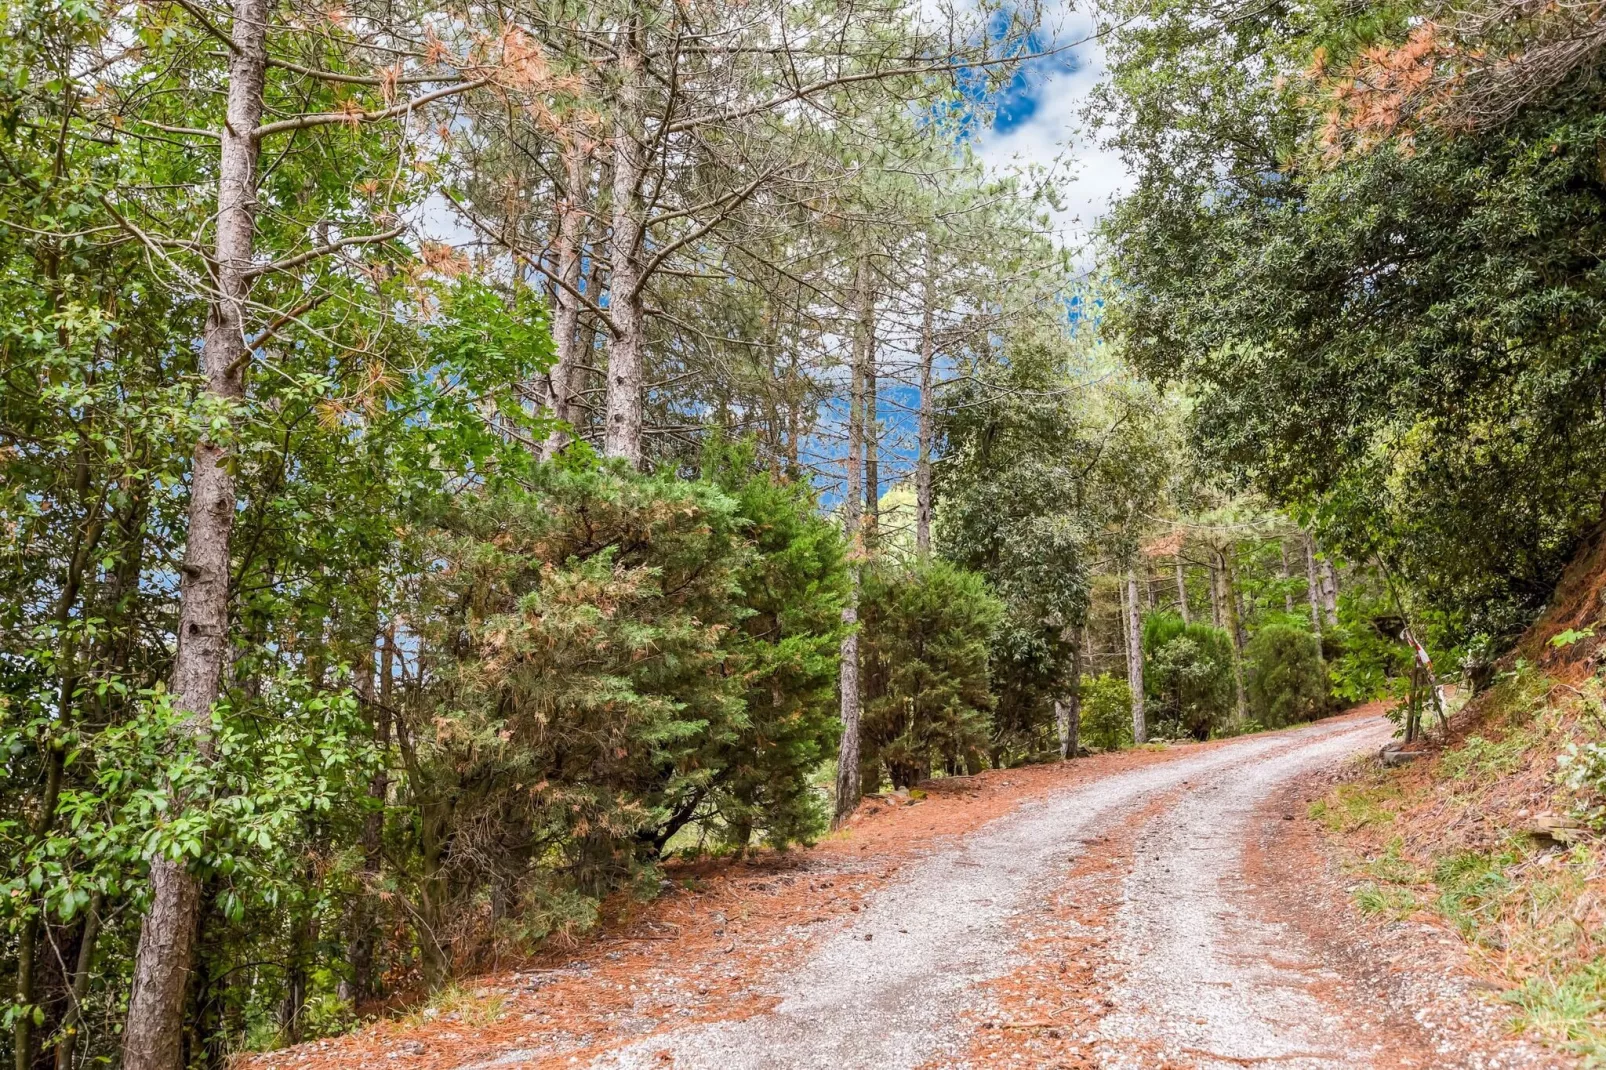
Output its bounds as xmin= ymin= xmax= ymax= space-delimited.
xmin=858 ymin=558 xmax=1003 ymax=788
xmin=1141 ymin=612 xmax=1235 ymax=739
xmin=701 ymin=441 xmax=852 ymax=849
xmin=986 ymin=617 xmax=1075 ymax=764
xmin=400 ymin=458 xmax=848 ymax=977
xmin=1079 ymin=673 xmax=1134 ymax=751
xmin=1246 ymin=624 xmax=1327 ymax=728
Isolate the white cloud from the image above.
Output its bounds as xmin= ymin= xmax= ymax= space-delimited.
xmin=974 ymin=33 xmax=1134 ymax=260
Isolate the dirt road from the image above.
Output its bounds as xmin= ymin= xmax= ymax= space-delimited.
xmin=585 ymin=716 xmax=1412 ymax=1070
xmin=263 ymin=711 xmax=1560 ymax=1070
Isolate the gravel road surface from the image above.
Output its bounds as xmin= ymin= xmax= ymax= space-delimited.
xmin=589 ymin=716 xmax=1395 ymax=1070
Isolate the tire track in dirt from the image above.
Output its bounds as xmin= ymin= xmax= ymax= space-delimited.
xmin=1090 ymin=718 xmax=1412 ymax=1069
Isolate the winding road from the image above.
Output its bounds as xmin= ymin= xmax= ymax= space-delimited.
xmin=582 ymin=715 xmax=1437 ymax=1069
xmin=265 ymin=712 xmax=1560 ymax=1070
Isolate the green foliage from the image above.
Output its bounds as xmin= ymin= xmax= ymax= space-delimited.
xmin=1079 ymin=673 xmax=1135 ymax=752
xmin=1308 ymin=779 xmax=1399 ymax=833
xmin=1098 ymin=0 xmax=1606 ymax=647
xmin=1325 ymin=589 xmax=1407 ymax=705
xmin=1552 ymin=627 xmax=1597 ymax=650
xmin=405 ymin=457 xmax=848 ymax=936
xmin=858 ymin=558 xmax=1003 ymax=788
xmin=1245 ymin=624 xmax=1328 ymax=728
xmin=1352 ymin=882 xmax=1419 ymax=920
xmin=700 ymin=438 xmax=851 ymax=848
xmin=1141 ymin=612 xmax=1235 ymax=739
xmin=1506 ymin=956 xmax=1606 ymax=1060
xmin=1558 ymin=740 xmax=1606 ymax=831
xmin=986 ymin=619 xmax=1075 ymax=761
xmin=935 ymin=321 xmax=1179 ymax=764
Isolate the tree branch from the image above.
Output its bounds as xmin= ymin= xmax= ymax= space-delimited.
xmin=250 ymin=78 xmax=489 ymax=141
xmin=242 ymin=226 xmax=404 ymax=279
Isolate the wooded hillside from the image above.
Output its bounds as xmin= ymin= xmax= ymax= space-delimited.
xmin=5 ymin=0 xmax=1606 ymax=1064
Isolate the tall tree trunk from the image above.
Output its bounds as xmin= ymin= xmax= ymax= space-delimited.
xmin=53 ymin=892 xmax=102 ymax=1070
xmin=915 ymin=247 xmax=935 ymax=556
xmin=833 ymin=254 xmax=871 ymax=828
xmin=1209 ymin=557 xmax=1223 ymax=628
xmin=1057 ymin=629 xmax=1082 ymax=759
xmin=1219 ymin=546 xmax=1248 ymax=724
xmin=1304 ymin=535 xmax=1328 ymax=684
xmin=1125 ymin=567 xmax=1147 ymax=744
xmin=603 ymin=14 xmax=646 ymax=467
xmin=122 ymin=2 xmax=268 ymax=1064
xmin=345 ymin=621 xmax=388 ymax=1004
xmin=1321 ymin=558 xmax=1340 ymax=627
xmin=16 ymin=507 xmax=105 ymax=1069
xmin=543 ymin=138 xmax=590 ymax=459
xmin=1175 ymin=557 xmax=1190 ymax=623
xmin=1304 ymin=538 xmax=1325 ymax=633
xmin=1279 ymin=540 xmax=1295 ymax=614
xmin=863 ymin=312 xmax=878 ymax=549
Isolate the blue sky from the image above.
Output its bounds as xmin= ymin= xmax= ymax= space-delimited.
xmin=973 ymin=7 xmax=1134 ymax=258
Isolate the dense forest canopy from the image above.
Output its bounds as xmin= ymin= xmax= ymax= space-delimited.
xmin=2 ymin=0 xmax=1602 ymax=1062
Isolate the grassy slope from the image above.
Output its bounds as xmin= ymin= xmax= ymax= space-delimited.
xmin=1313 ymin=529 xmax=1606 ymax=1061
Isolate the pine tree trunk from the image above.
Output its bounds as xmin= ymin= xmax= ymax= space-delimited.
xmin=915 ymin=247 xmax=935 ymax=555
xmin=604 ymin=14 xmax=646 ymax=467
xmin=1175 ymin=557 xmax=1190 ymax=623
xmin=1057 ymin=632 xmax=1082 ymax=759
xmin=1219 ymin=546 xmax=1248 ymax=724
xmin=543 ymin=138 xmax=589 ymax=459
xmin=1126 ymin=567 xmax=1147 ymax=744
xmin=833 ymin=254 xmax=871 ymax=828
xmin=1303 ymin=536 xmax=1324 ymax=635
xmin=123 ymin=0 xmax=267 ymax=1063
xmin=1209 ymin=558 xmax=1223 ymax=628
xmin=1321 ymin=558 xmax=1339 ymax=626
xmin=862 ymin=280 xmax=879 ymax=549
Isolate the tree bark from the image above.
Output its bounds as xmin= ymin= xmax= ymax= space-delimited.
xmin=1304 ymin=536 xmax=1325 ymax=638
xmin=53 ymin=892 xmax=102 ymax=1070
xmin=123 ymin=0 xmax=268 ymax=1064
xmin=1175 ymin=557 xmax=1190 ymax=624
xmin=1125 ymin=567 xmax=1147 ymax=744
xmin=1279 ymin=540 xmax=1295 ymax=614
xmin=832 ymin=254 xmax=871 ymax=828
xmin=1219 ymin=546 xmax=1248 ymax=725
xmin=1321 ymin=558 xmax=1340 ymax=627
xmin=603 ymin=13 xmax=646 ymax=467
xmin=345 ymin=621 xmax=387 ymax=1004
xmin=1057 ymin=630 xmax=1082 ymax=759
xmin=542 ymin=137 xmax=590 ymax=459
xmin=915 ymin=246 xmax=935 ymax=556
xmin=863 ymin=321 xmax=878 ymax=549
xmin=1209 ymin=557 xmax=1223 ymax=628
xmin=1304 ymin=535 xmax=1329 ymax=687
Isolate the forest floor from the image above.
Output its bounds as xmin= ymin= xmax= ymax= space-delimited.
xmin=256 ymin=705 xmax=1568 ymax=1070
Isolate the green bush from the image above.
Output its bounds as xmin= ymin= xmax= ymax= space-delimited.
xmin=987 ymin=616 xmax=1075 ymax=763
xmin=1246 ymin=623 xmax=1327 ymax=728
xmin=1080 ymin=672 xmax=1134 ymax=751
xmin=858 ymin=558 xmax=1003 ymax=788
xmin=407 ymin=457 xmax=849 ymax=973
xmin=701 ymin=439 xmax=851 ymax=849
xmin=1142 ymin=612 xmax=1235 ymax=739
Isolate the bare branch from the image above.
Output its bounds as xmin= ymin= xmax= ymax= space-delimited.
xmin=251 ymin=78 xmax=489 ymax=141
xmin=242 ymin=226 xmax=404 ymax=279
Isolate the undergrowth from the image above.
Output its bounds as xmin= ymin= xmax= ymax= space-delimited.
xmin=1316 ymin=663 xmax=1606 ymax=1059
